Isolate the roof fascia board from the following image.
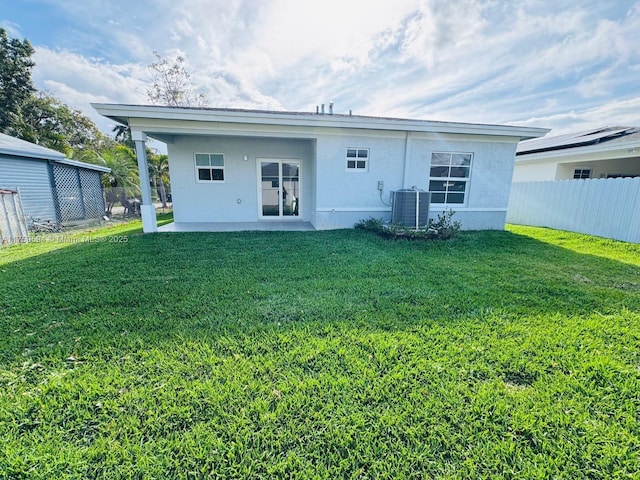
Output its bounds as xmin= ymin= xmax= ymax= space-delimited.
xmin=0 ymin=146 xmax=65 ymax=162
xmin=129 ymin=118 xmax=528 ymax=145
xmin=93 ymin=103 xmax=549 ymax=140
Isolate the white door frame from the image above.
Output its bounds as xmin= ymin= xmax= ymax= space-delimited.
xmin=257 ymin=158 xmax=302 ymax=220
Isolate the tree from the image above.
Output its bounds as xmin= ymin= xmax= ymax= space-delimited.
xmin=147 ymin=51 xmax=208 ymax=107
xmin=0 ymin=28 xmax=35 ymax=132
xmin=80 ymin=145 xmax=140 ymax=216
xmin=112 ymin=124 xmax=134 ymax=149
xmin=148 ymin=152 xmax=170 ymax=208
xmin=9 ymin=92 xmax=108 ymax=157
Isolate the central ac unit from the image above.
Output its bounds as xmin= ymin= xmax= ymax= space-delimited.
xmin=391 ymin=189 xmax=430 ymax=228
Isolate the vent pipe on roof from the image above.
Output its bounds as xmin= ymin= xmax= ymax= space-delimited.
xmin=349 ymin=109 xmax=352 ymax=116
xmin=329 ymin=102 xmax=334 ymax=115
xmin=316 ymin=105 xmax=319 ymax=114
xmin=321 ymin=104 xmax=325 ymax=114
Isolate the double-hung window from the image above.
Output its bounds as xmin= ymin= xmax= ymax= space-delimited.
xmin=429 ymin=152 xmax=472 ymax=204
xmin=195 ymin=153 xmax=225 ymax=182
xmin=346 ymin=148 xmax=369 ymax=171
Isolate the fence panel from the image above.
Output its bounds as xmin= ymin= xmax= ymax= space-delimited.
xmin=507 ymin=178 xmax=640 ymax=243
xmin=0 ymin=189 xmax=29 ymax=245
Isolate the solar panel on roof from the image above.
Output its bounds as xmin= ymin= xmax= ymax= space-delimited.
xmin=517 ymin=127 xmax=636 ymax=154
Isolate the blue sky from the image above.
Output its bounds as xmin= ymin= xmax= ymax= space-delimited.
xmin=2 ymin=0 xmax=639 ymax=136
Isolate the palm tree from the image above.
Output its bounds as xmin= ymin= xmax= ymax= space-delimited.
xmin=80 ymin=146 xmax=140 ymax=216
xmin=148 ymin=153 xmax=170 ymax=208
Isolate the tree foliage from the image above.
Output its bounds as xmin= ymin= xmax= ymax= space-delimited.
xmin=8 ymin=92 xmax=108 ymax=157
xmin=147 ymin=51 xmax=208 ymax=107
xmin=0 ymin=28 xmax=35 ymax=132
xmin=148 ymin=152 xmax=170 ymax=207
xmin=0 ymin=29 xmax=107 ymax=158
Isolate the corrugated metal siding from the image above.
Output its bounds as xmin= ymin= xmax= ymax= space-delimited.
xmin=507 ymin=177 xmax=640 ymax=243
xmin=0 ymin=154 xmax=57 ymax=222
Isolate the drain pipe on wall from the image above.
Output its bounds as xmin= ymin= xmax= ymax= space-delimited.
xmin=402 ymin=131 xmax=411 ymax=189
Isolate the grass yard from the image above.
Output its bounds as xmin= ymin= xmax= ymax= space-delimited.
xmin=1 ymin=219 xmax=639 ymax=479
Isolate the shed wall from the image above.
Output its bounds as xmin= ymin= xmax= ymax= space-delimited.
xmin=0 ymin=154 xmax=57 ymax=222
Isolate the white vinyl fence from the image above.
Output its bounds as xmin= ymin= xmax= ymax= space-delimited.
xmin=507 ymin=177 xmax=640 ymax=243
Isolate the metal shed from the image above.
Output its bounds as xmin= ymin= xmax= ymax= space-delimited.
xmin=0 ymin=133 xmax=111 ymax=225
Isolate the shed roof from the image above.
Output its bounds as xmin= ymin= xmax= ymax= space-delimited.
xmin=0 ymin=133 xmax=110 ymax=173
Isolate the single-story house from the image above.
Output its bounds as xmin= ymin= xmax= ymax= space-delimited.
xmin=513 ymin=126 xmax=640 ymax=182
xmin=0 ymin=133 xmax=110 ymax=224
xmin=92 ymin=103 xmax=548 ymax=233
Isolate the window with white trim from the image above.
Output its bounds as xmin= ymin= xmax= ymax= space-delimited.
xmin=573 ymin=168 xmax=591 ymax=179
xmin=195 ymin=153 xmax=225 ymax=182
xmin=346 ymin=148 xmax=369 ymax=171
xmin=429 ymin=152 xmax=472 ymax=205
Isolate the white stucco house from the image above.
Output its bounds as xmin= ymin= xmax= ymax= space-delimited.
xmin=513 ymin=126 xmax=640 ymax=182
xmin=92 ymin=103 xmax=548 ymax=233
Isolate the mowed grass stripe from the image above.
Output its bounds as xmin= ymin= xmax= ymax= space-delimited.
xmin=0 ymin=220 xmax=639 ymax=478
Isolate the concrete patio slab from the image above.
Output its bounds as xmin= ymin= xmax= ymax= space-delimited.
xmin=158 ymin=221 xmax=315 ymax=232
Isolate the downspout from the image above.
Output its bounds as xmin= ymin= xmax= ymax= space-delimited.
xmin=402 ymin=131 xmax=411 ymax=189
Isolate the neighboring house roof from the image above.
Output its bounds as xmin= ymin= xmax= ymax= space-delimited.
xmin=517 ymin=126 xmax=640 ymax=155
xmin=0 ymin=132 xmax=110 ymax=173
xmin=92 ymin=103 xmax=549 ymax=141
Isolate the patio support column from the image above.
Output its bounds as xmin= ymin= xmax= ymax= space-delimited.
xmin=132 ymin=130 xmax=157 ymax=233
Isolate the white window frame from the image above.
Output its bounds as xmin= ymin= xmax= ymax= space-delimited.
xmin=428 ymin=152 xmax=473 ymax=206
xmin=195 ymin=153 xmax=225 ymax=183
xmin=573 ymin=168 xmax=591 ymax=179
xmin=346 ymin=148 xmax=369 ymax=172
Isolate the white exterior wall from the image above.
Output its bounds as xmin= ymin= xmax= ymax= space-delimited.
xmin=168 ymin=136 xmax=314 ymax=223
xmin=555 ymin=157 xmax=640 ymax=179
xmin=167 ymin=131 xmax=519 ymax=230
xmin=315 ymin=132 xmax=519 ymax=230
xmin=512 ymin=161 xmax=559 ymax=182
xmin=514 ymin=147 xmax=640 ymax=182
xmin=314 ymin=131 xmax=405 ymax=229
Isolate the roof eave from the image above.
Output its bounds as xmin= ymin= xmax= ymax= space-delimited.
xmin=92 ymin=103 xmax=549 ymax=140
xmin=0 ymin=147 xmax=66 ymax=162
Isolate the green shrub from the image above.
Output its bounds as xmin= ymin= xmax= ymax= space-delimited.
xmin=355 ymin=209 xmax=461 ymax=240
xmin=354 ymin=217 xmax=384 ymax=232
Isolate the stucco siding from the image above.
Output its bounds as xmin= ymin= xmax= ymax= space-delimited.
xmin=315 ymin=133 xmax=405 ymax=212
xmin=313 ymin=133 xmax=518 ymax=230
xmin=168 ymin=136 xmax=314 ymax=223
xmin=0 ymin=155 xmax=57 ymax=222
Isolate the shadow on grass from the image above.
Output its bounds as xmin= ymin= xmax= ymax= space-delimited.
xmin=1 ymin=227 xmax=639 ymax=364
xmin=2 ymin=227 xmax=639 ymax=478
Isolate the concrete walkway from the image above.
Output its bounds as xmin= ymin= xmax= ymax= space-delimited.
xmin=158 ymin=221 xmax=315 ymax=232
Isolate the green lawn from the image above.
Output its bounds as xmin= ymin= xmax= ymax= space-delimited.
xmin=1 ymin=219 xmax=639 ymax=479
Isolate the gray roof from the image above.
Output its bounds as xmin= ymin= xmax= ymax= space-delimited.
xmin=517 ymin=126 xmax=640 ymax=155
xmin=0 ymin=133 xmax=110 ymax=173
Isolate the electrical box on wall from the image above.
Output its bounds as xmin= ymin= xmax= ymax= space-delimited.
xmin=377 ymin=180 xmax=384 ymax=191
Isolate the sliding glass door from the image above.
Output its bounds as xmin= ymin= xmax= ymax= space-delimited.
xmin=259 ymin=160 xmax=300 ymax=218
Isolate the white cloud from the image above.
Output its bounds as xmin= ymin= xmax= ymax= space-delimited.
xmin=20 ymin=0 xmax=640 ymax=137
